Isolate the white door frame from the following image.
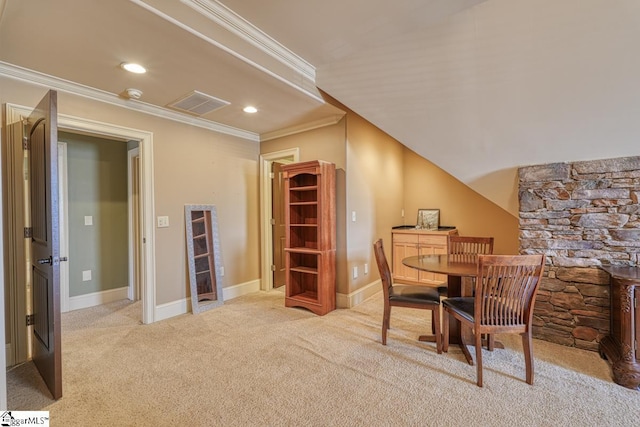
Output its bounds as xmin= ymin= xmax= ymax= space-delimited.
xmin=259 ymin=148 xmax=299 ymax=291
xmin=6 ymin=104 xmax=157 ymax=324
xmin=127 ymin=146 xmax=141 ymax=302
xmin=57 ymin=142 xmax=70 ymax=313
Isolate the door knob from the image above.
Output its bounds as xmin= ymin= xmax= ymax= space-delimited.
xmin=37 ymin=256 xmax=52 ymax=265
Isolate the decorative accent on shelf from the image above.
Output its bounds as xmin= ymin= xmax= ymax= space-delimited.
xmin=416 ymin=209 xmax=439 ymax=230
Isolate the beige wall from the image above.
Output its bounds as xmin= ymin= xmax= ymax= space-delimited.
xmin=403 ymin=149 xmax=518 ymax=255
xmin=261 ymin=98 xmax=407 ymax=296
xmin=0 ymin=77 xmax=260 ymax=306
xmin=344 ymin=109 xmax=404 ymax=294
xmin=262 ymin=97 xmax=518 ymax=300
xmin=260 ymin=119 xmax=348 ymax=292
xmin=1 ymin=75 xmax=517 ymax=312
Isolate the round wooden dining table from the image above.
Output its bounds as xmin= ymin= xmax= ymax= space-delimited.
xmin=402 ymin=254 xmax=481 ymax=365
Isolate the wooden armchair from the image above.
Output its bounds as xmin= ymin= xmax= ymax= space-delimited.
xmin=442 ymin=254 xmax=546 ymax=387
xmin=373 ymin=239 xmax=442 ymax=353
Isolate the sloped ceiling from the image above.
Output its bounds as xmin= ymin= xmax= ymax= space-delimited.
xmin=2 ymin=0 xmax=640 ymax=215
xmin=219 ymin=0 xmax=640 ymax=216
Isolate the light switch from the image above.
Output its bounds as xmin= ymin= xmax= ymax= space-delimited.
xmin=84 ymin=216 xmax=93 ymax=226
xmin=353 ymin=266 xmax=358 ymax=279
xmin=82 ymin=270 xmax=92 ymax=281
xmin=157 ymin=216 xmax=169 ymax=228
xmin=351 ymin=211 xmax=356 ymax=222
xmin=364 ymin=263 xmax=369 ymax=275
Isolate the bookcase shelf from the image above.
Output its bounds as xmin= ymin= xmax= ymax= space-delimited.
xmin=282 ymin=160 xmax=336 ymax=315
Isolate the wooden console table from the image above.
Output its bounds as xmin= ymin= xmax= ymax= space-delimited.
xmin=391 ymin=228 xmax=457 ymax=286
xmin=599 ymin=265 xmax=640 ymax=390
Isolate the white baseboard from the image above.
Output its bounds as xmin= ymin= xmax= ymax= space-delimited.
xmin=155 ymin=298 xmax=190 ymax=322
xmin=336 ymin=280 xmax=381 ymax=308
xmin=222 ymin=278 xmax=261 ymax=300
xmin=69 ymin=286 xmax=129 ymax=312
xmin=154 ymin=279 xmax=262 ymax=322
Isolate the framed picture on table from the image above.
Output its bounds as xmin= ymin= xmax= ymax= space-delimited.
xmin=417 ymin=209 xmax=439 ymax=230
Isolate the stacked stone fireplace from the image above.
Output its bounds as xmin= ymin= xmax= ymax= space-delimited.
xmin=518 ymin=156 xmax=640 ymax=351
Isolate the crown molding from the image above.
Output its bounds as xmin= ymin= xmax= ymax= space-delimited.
xmin=260 ymin=114 xmax=345 ymax=142
xmin=132 ymin=0 xmax=322 ymax=103
xmin=0 ymin=61 xmax=260 ymax=142
xmin=182 ymin=0 xmax=316 ymax=82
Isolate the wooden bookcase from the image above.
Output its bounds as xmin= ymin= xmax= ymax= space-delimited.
xmin=282 ymin=160 xmax=336 ymax=315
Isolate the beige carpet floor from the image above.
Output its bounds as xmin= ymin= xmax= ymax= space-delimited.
xmin=6 ymin=290 xmax=639 ymax=426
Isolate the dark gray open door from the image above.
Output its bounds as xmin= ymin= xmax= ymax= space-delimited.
xmin=28 ymin=90 xmax=62 ymax=400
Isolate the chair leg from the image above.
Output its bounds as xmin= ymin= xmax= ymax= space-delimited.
xmin=442 ymin=308 xmax=449 ymax=352
xmin=475 ymin=329 xmax=483 ymax=387
xmin=522 ymin=330 xmax=534 ymax=385
xmin=382 ymin=304 xmax=391 ymax=345
xmin=486 ymin=334 xmax=495 ymax=351
xmin=432 ymin=308 xmax=442 ymax=354
xmin=431 ymin=313 xmax=436 ymax=335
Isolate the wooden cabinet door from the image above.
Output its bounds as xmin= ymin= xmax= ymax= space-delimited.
xmin=418 ymin=238 xmax=447 ymax=285
xmin=392 ymin=241 xmax=419 ymax=282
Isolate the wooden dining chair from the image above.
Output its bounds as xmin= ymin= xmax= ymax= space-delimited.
xmin=446 ymin=235 xmax=495 ymax=347
xmin=442 ymin=254 xmax=546 ymax=387
xmin=447 ymin=235 xmax=494 ymax=259
xmin=373 ymin=239 xmax=442 ymax=353
xmin=444 ymin=235 xmax=494 ymax=298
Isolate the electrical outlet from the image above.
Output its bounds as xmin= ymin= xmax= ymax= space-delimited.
xmin=351 ymin=211 xmax=356 ymax=222
xmin=220 ymin=267 xmax=225 ymax=277
xmin=364 ymin=263 xmax=369 ymax=274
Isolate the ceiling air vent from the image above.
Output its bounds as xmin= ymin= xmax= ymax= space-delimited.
xmin=167 ymin=90 xmax=230 ymax=116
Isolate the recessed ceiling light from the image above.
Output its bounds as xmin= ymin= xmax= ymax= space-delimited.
xmin=243 ymin=106 xmax=258 ymax=113
xmin=120 ymin=62 xmax=146 ymax=74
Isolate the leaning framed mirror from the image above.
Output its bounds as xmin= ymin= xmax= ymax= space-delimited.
xmin=185 ymin=204 xmax=224 ymax=313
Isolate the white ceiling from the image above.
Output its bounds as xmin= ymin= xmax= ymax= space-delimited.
xmin=0 ymin=0 xmax=484 ymax=137
xmin=3 ymin=0 xmax=639 ymax=215
xmin=0 ymin=0 xmax=346 ymax=136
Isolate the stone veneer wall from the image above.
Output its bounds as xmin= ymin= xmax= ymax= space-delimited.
xmin=519 ymin=156 xmax=640 ymax=351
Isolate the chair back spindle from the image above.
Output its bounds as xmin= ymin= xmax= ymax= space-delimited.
xmin=476 ymin=257 xmax=544 ymax=329
xmin=448 ymin=235 xmax=494 ymax=258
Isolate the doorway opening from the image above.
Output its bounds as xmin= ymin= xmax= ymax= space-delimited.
xmin=4 ymin=103 xmax=156 ymax=369
xmin=57 ymin=132 xmax=142 ymax=314
xmin=259 ymin=148 xmax=299 ymax=291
